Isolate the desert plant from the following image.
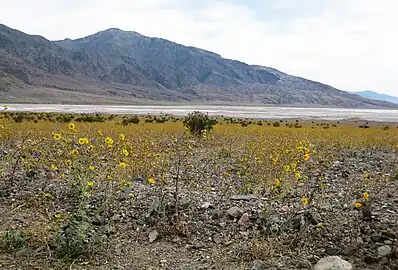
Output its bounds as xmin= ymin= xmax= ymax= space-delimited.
xmin=1 ymin=229 xmax=29 ymax=251
xmin=182 ymin=111 xmax=214 ymax=136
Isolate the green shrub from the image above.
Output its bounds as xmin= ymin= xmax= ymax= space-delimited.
xmin=183 ymin=111 xmax=214 ymax=136
xmin=2 ymin=230 xmax=29 ymax=251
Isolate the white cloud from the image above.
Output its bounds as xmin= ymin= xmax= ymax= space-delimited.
xmin=1 ymin=0 xmax=397 ymax=95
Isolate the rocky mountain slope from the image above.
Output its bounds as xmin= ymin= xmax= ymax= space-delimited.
xmin=0 ymin=24 xmax=396 ymax=107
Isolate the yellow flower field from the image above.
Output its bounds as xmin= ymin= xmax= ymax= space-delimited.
xmin=0 ymin=111 xmax=397 ymax=269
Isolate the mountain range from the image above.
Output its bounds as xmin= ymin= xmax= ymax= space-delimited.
xmin=351 ymin=91 xmax=398 ymax=104
xmin=0 ymin=23 xmax=396 ymax=108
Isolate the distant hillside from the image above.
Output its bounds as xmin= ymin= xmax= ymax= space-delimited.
xmin=351 ymin=91 xmax=398 ymax=104
xmin=0 ymin=23 xmax=397 ymax=108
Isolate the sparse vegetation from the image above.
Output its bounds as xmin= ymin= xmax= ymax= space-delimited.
xmin=0 ymin=109 xmax=397 ymax=269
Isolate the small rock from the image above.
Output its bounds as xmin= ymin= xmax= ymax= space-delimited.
xmin=211 ymin=233 xmax=221 ymax=244
xmin=230 ymin=195 xmax=256 ymax=201
xmin=384 ymin=240 xmax=393 ymax=245
xmin=364 ymin=255 xmax=379 ymax=264
xmin=201 ymin=202 xmax=212 ymax=209
xmin=370 ymin=232 xmax=381 ymax=242
xmin=115 ymin=245 xmax=123 ymax=256
xmin=123 ymin=186 xmax=132 ymax=194
xmin=291 ymin=215 xmax=305 ymax=230
xmin=342 ymin=247 xmax=354 ymax=256
xmin=356 ymin=236 xmax=364 ymax=245
xmin=172 ymin=236 xmax=181 ymax=243
xmin=325 ymin=247 xmax=340 ymax=256
xmin=251 ymin=260 xmax=266 ymax=270
xmin=226 ymin=206 xmax=243 ymax=218
xmin=238 ymin=213 xmax=250 ymax=228
xmin=240 ymin=231 xmax=249 ymax=238
xmin=309 ymin=210 xmax=322 ymax=225
xmin=378 ymin=245 xmax=391 ymax=257
xmin=148 ymin=230 xmax=158 ymax=243
xmin=297 ymin=259 xmax=312 ymax=269
xmin=314 ymin=256 xmax=353 ymax=270
xmin=0 ymin=190 xmax=10 ymax=197
xmin=132 ymin=176 xmax=145 ymax=182
xmin=211 ymin=209 xmax=223 ymax=219
xmin=191 ymin=242 xmax=204 ymax=250
xmin=379 ymin=257 xmax=389 ymax=265
xmin=149 ymin=197 xmax=160 ymax=215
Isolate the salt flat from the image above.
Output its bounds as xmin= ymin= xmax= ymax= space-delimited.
xmin=2 ymin=104 xmax=398 ymax=122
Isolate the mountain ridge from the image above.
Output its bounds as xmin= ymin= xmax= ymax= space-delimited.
xmin=351 ymin=91 xmax=398 ymax=104
xmin=0 ymin=24 xmax=397 ymax=108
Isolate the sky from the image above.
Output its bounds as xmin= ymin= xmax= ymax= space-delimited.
xmin=1 ymin=0 xmax=397 ymax=96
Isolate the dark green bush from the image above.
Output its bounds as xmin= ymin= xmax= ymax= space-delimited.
xmin=183 ymin=111 xmax=214 ymax=136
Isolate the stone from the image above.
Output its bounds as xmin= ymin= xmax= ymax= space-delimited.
xmin=211 ymin=233 xmax=221 ymax=244
xmin=325 ymin=247 xmax=340 ymax=256
xmin=148 ymin=230 xmax=158 ymax=243
xmin=191 ymin=242 xmax=204 ymax=249
xmin=172 ymin=236 xmax=181 ymax=243
xmin=370 ymin=232 xmax=381 ymax=242
xmin=291 ymin=215 xmax=305 ymax=230
xmin=364 ymin=255 xmax=379 ymax=264
xmin=226 ymin=206 xmax=243 ymax=218
xmin=297 ymin=259 xmax=312 ymax=269
xmin=378 ymin=245 xmax=392 ymax=257
xmin=251 ymin=260 xmax=266 ymax=270
xmin=380 ymin=257 xmax=389 ymax=265
xmin=356 ymin=236 xmax=364 ymax=245
xmin=314 ymin=256 xmax=353 ymax=270
xmin=201 ymin=202 xmax=212 ymax=209
xmin=230 ymin=195 xmax=256 ymax=201
xmin=309 ymin=210 xmax=322 ymax=225
xmin=238 ymin=213 xmax=250 ymax=228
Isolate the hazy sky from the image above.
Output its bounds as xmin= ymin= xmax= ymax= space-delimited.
xmin=1 ymin=0 xmax=397 ymax=96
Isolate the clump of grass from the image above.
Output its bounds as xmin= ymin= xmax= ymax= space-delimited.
xmin=1 ymin=229 xmax=29 ymax=251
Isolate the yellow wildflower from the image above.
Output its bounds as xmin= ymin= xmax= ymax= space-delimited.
xmin=302 ymin=197 xmax=309 ymax=207
xmin=68 ymin=123 xmax=75 ymax=130
xmin=363 ymin=192 xmax=369 ymax=200
xmin=292 ymin=163 xmax=297 ymax=170
xmin=303 ymin=154 xmax=310 ymax=161
xmin=295 ymin=172 xmax=301 ymax=180
xmin=273 ymin=178 xmax=280 ymax=187
xmin=105 ymin=137 xmax=114 ymax=145
xmin=148 ymin=178 xmax=156 ymax=185
xmin=83 ymin=138 xmax=89 ymax=144
xmin=86 ymin=181 xmax=94 ymax=189
xmin=50 ymin=164 xmax=57 ymax=171
xmin=122 ymin=149 xmax=129 ymax=156
xmin=71 ymin=149 xmax=79 ymax=156
xmin=78 ymin=138 xmax=86 ymax=145
xmin=119 ymin=162 xmax=126 ymax=169
xmin=354 ymin=202 xmax=362 ymax=208
xmin=119 ymin=133 xmax=125 ymax=141
xmin=89 ymin=165 xmax=95 ymax=171
xmin=283 ymin=165 xmax=290 ymax=172
xmin=53 ymin=133 xmax=61 ymax=140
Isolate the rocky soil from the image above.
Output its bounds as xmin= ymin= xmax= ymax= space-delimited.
xmin=0 ymin=150 xmax=397 ymax=269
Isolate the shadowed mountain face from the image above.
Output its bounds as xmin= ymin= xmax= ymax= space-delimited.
xmin=0 ymin=24 xmax=396 ymax=107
